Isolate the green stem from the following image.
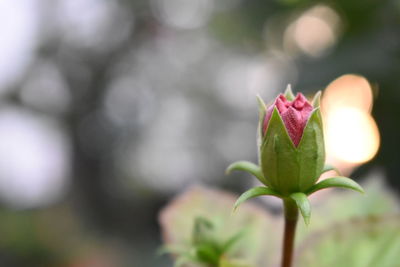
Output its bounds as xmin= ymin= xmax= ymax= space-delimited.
xmin=281 ymin=198 xmax=298 ymax=267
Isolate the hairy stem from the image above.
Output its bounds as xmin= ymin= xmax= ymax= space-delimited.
xmin=281 ymin=198 xmax=298 ymax=267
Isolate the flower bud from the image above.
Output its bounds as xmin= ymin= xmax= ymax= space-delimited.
xmin=227 ymin=85 xmax=364 ymax=224
xmin=258 ymin=88 xmax=325 ymax=195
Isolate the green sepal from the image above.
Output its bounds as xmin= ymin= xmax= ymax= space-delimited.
xmin=256 ymin=95 xmax=267 ymax=114
xmin=296 ymin=108 xmax=325 ymax=192
xmin=256 ymin=95 xmax=267 ymax=164
xmin=260 ymin=106 xmax=325 ymax=195
xmin=321 ymin=164 xmax=341 ymax=175
xmin=284 ymin=84 xmax=295 ymax=101
xmin=226 ymin=161 xmax=267 ymax=185
xmin=306 ymin=177 xmax=365 ymax=196
xmin=312 ymin=91 xmax=321 ymax=108
xmin=290 ymin=192 xmax=311 ymax=225
xmin=233 ymin=186 xmax=281 ymax=212
xmin=260 ymin=107 xmax=297 ymax=194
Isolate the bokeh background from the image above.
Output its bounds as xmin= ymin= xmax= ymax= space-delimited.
xmin=0 ymin=0 xmax=400 ymax=266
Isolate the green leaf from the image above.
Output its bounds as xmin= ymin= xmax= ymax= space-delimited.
xmin=312 ymin=91 xmax=321 ymax=108
xmin=306 ymin=177 xmax=365 ymax=196
xmin=222 ymin=228 xmax=247 ymax=253
xmin=219 ymin=257 xmax=255 ymax=267
xmin=233 ymin=187 xmax=281 ymax=211
xmin=284 ymin=84 xmax=295 ymax=101
xmin=321 ymin=164 xmax=341 ymax=175
xmin=192 ymin=217 xmax=215 ymax=245
xmin=157 ymin=245 xmax=187 ymax=256
xmin=226 ymin=161 xmax=267 ymax=185
xmin=174 ymin=254 xmax=197 ymax=267
xmin=195 ymin=243 xmax=220 ymax=264
xmin=290 ymin=192 xmax=311 ymax=225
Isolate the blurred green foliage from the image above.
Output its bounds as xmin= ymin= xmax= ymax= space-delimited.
xmin=160 ymin=178 xmax=399 ymax=266
xmin=161 ymin=217 xmax=247 ymax=267
xmin=298 ymin=215 xmax=400 ymax=267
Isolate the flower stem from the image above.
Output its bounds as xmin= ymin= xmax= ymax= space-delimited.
xmin=281 ymin=198 xmax=299 ymax=267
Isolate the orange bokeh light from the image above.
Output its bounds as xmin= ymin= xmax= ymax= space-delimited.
xmin=321 ymin=74 xmax=380 ymax=172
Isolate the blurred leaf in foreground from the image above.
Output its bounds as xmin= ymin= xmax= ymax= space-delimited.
xmin=297 ymin=215 xmax=400 ymax=267
xmin=297 ymin=176 xmax=399 ymax=236
xmin=296 ymin=176 xmax=400 ymax=267
xmin=159 ymin=186 xmax=280 ymax=266
xmin=159 ymin=176 xmax=399 ymax=266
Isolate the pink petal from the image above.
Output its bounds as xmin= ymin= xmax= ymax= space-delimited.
xmin=275 ymin=97 xmax=289 ymax=114
xmin=281 ymin=106 xmax=303 ymax=146
xmin=262 ymin=93 xmax=313 ymax=146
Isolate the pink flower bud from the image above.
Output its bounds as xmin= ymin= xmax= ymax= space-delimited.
xmin=263 ymin=93 xmax=313 ymax=146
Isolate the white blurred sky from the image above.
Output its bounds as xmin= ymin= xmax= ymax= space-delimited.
xmin=0 ymin=0 xmax=69 ymax=209
xmin=0 ymin=0 xmax=39 ymax=93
